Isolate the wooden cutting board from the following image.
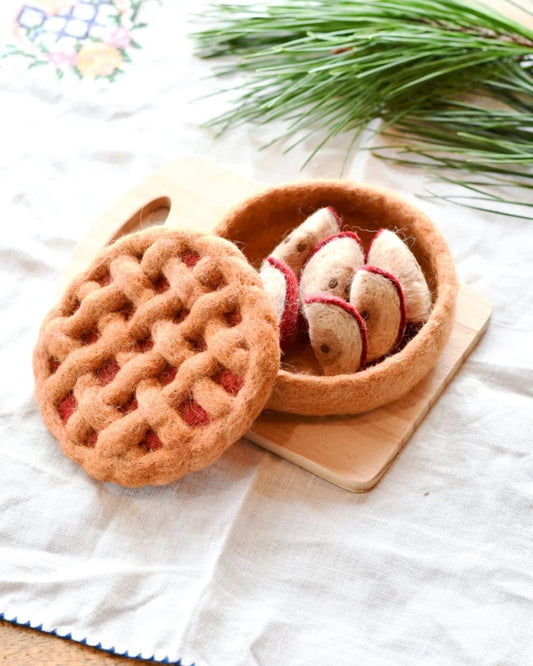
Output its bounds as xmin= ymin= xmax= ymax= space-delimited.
xmin=60 ymin=156 xmax=492 ymax=492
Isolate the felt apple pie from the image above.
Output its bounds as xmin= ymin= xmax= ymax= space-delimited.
xmin=33 ymin=228 xmax=280 ymax=487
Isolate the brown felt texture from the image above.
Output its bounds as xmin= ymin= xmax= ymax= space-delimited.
xmin=216 ymin=179 xmax=458 ymax=416
xmin=299 ymin=232 xmax=365 ymax=303
xmin=349 ymin=266 xmax=406 ymax=363
xmin=269 ymin=206 xmax=341 ymax=276
xmin=367 ymin=228 xmax=432 ymax=323
xmin=33 ymin=228 xmax=280 ymax=486
xmin=304 ymin=296 xmax=367 ymax=375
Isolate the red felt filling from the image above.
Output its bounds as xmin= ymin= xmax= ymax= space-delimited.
xmin=179 ymin=398 xmax=211 ymax=427
xmin=154 ymin=275 xmax=170 ymax=293
xmin=143 ymin=429 xmax=163 ymax=451
xmin=97 ymin=359 xmax=120 ymax=386
xmin=219 ymin=369 xmax=243 ymax=395
xmin=68 ymin=300 xmax=80 ymax=316
xmin=86 ymin=431 xmax=98 ymax=447
xmin=224 ymin=310 xmax=242 ymax=327
xmin=120 ymin=397 xmax=138 ymax=414
xmin=174 ymin=308 xmax=189 ymax=324
xmin=49 ymin=358 xmax=61 ymax=374
xmin=81 ymin=330 xmax=99 ymax=345
xmin=159 ymin=364 xmax=177 ymax=386
xmin=58 ymin=392 xmax=77 ymax=423
xmin=180 ymin=250 xmax=200 ymax=267
xmin=187 ymin=336 xmax=207 ymax=351
xmin=138 ymin=336 xmax=154 ymax=352
xmin=297 ymin=311 xmax=309 ymax=335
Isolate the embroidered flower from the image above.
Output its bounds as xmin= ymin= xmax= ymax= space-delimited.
xmin=76 ymin=41 xmax=123 ymax=78
xmin=47 ymin=49 xmax=77 ymax=70
xmin=108 ymin=27 xmax=132 ymax=49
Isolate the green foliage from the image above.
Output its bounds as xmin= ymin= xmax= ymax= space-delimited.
xmin=192 ymin=0 xmax=533 ymax=219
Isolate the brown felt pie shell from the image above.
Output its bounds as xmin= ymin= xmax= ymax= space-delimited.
xmin=33 ymin=228 xmax=280 ymax=487
xmin=215 ymin=180 xmax=459 ymax=416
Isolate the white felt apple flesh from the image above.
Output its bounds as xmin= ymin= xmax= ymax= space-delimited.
xmin=367 ymin=229 xmax=432 ymax=323
xmin=349 ymin=266 xmax=406 ymax=363
xmin=299 ymin=231 xmax=365 ymax=303
xmin=303 ymin=295 xmax=368 ymax=376
xmin=270 ymin=207 xmax=342 ymax=276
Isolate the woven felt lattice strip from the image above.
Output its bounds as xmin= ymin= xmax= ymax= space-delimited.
xmin=34 ymin=229 xmax=280 ymax=487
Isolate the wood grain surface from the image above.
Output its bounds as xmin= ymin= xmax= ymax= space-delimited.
xmin=0 ymin=619 xmax=169 ymax=665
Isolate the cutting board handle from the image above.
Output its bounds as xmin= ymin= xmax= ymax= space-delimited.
xmin=56 ymin=157 xmax=262 ymax=296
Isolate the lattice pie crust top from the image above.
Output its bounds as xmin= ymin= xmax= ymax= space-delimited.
xmin=33 ymin=229 xmax=280 ymax=487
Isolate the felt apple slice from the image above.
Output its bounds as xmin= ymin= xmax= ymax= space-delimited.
xmin=349 ymin=266 xmax=407 ymax=363
xmin=299 ymin=231 xmax=365 ymax=303
xmin=366 ymin=229 xmax=432 ymax=323
xmin=270 ymin=206 xmax=342 ymax=276
xmin=303 ymin=295 xmax=368 ymax=376
xmin=259 ymin=256 xmax=299 ymax=353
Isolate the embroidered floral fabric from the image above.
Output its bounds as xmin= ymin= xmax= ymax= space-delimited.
xmin=3 ymin=0 xmax=150 ymax=80
xmin=1 ymin=1 xmax=532 ymax=664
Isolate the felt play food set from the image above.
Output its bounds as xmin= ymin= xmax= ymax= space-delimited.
xmin=34 ymin=161 xmax=468 ymax=489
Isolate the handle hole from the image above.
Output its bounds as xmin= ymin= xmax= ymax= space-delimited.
xmin=109 ymin=196 xmax=171 ymax=244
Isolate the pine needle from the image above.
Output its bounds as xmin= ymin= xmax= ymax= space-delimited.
xmin=192 ymin=0 xmax=533 ymax=219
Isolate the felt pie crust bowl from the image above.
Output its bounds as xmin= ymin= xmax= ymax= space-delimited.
xmin=215 ymin=180 xmax=459 ymax=417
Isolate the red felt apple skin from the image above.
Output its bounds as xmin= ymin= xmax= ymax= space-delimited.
xmin=349 ymin=265 xmax=407 ymax=363
xmin=260 ymin=256 xmax=299 ymax=354
xmin=366 ymin=228 xmax=432 ymax=323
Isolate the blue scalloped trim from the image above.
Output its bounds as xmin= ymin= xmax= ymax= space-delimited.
xmin=0 ymin=612 xmax=194 ymax=665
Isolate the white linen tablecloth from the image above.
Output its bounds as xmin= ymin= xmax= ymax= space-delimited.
xmin=1 ymin=1 xmax=532 ymax=664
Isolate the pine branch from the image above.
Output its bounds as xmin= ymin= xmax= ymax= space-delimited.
xmin=192 ymin=0 xmax=533 ymax=219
